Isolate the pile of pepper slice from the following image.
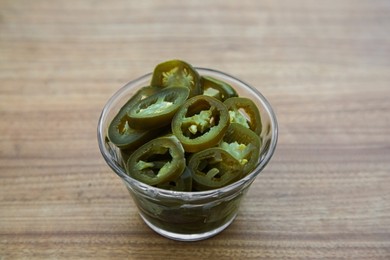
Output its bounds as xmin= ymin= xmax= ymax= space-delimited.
xmin=108 ymin=60 xmax=262 ymax=191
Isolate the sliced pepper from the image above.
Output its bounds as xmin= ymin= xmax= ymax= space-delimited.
xmin=189 ymin=147 xmax=243 ymax=191
xmin=224 ymin=97 xmax=262 ymax=135
xmin=220 ymin=123 xmax=261 ymax=175
xmin=156 ymin=167 xmax=192 ymax=191
xmin=150 ymin=59 xmax=201 ymax=97
xmin=126 ymin=135 xmax=186 ymax=186
xmin=108 ymin=86 xmax=161 ymax=149
xmin=128 ymin=86 xmax=190 ymax=130
xmin=171 ymin=95 xmax=230 ymax=153
xmin=201 ymin=76 xmax=238 ymax=101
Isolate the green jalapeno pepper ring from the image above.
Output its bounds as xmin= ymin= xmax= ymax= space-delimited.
xmin=126 ymin=135 xmax=186 ymax=186
xmin=171 ymin=95 xmax=230 ymax=153
xmin=107 ymin=86 xmax=161 ymax=149
xmin=200 ymin=75 xmax=238 ymax=101
xmin=224 ymin=97 xmax=262 ymax=135
xmin=128 ymin=86 xmax=190 ymax=130
xmin=220 ymin=123 xmax=262 ymax=175
xmin=151 ymin=59 xmax=202 ymax=98
xmin=189 ymin=147 xmax=243 ymax=191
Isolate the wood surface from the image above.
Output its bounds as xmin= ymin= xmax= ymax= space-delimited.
xmin=1 ymin=0 xmax=389 ymax=259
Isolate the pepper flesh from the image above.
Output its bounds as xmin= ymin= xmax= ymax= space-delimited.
xmin=171 ymin=95 xmax=230 ymax=153
xmin=151 ymin=60 xmax=201 ymax=97
xmin=201 ymin=76 xmax=238 ymax=101
xmin=224 ymin=97 xmax=262 ymax=135
xmin=156 ymin=167 xmax=192 ymax=191
xmin=220 ymin=123 xmax=261 ymax=175
xmin=189 ymin=147 xmax=243 ymax=191
xmin=107 ymin=86 xmax=161 ymax=149
xmin=128 ymin=86 xmax=189 ymax=130
xmin=126 ymin=135 xmax=186 ymax=186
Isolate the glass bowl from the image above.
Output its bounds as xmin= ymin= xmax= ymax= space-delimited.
xmin=97 ymin=68 xmax=278 ymax=241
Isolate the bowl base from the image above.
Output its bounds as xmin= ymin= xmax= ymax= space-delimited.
xmin=139 ymin=212 xmax=238 ymax=242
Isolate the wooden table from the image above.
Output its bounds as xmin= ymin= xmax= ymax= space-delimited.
xmin=1 ymin=0 xmax=389 ymax=259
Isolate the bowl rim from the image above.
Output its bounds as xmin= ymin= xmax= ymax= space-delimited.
xmin=97 ymin=67 xmax=278 ymax=199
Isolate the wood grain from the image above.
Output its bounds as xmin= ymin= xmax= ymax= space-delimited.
xmin=1 ymin=0 xmax=390 ymax=259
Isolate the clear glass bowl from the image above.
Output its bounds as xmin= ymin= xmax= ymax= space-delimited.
xmin=97 ymin=68 xmax=278 ymax=241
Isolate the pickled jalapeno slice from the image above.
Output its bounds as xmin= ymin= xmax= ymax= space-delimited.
xmin=128 ymin=86 xmax=190 ymax=130
xmin=127 ymin=135 xmax=186 ymax=186
xmin=151 ymin=59 xmax=201 ymax=97
xmin=224 ymin=97 xmax=262 ymax=135
xmin=108 ymin=86 xmax=161 ymax=149
xmin=189 ymin=147 xmax=243 ymax=191
xmin=171 ymin=95 xmax=230 ymax=153
xmin=201 ymin=76 xmax=238 ymax=101
xmin=156 ymin=167 xmax=192 ymax=191
xmin=220 ymin=123 xmax=261 ymax=175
